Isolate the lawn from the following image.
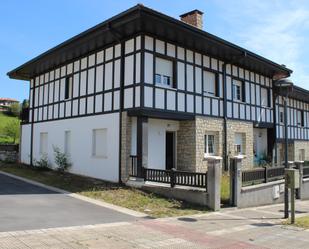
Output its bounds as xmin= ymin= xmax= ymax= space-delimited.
xmin=0 ymin=162 xmax=209 ymax=218
xmin=283 ymin=216 xmax=309 ymax=229
xmin=0 ymin=112 xmax=19 ymax=144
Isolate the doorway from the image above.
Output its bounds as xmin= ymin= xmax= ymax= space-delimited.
xmin=165 ymin=132 xmax=175 ymax=170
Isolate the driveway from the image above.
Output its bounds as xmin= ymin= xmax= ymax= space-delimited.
xmin=0 ymin=173 xmax=137 ymax=232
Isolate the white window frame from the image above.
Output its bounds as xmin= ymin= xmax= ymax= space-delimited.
xmin=261 ymin=87 xmax=269 ymax=107
xmin=39 ymin=132 xmax=48 ymax=155
xmin=92 ymin=128 xmax=108 ymax=158
xmin=155 ymin=57 xmax=174 ymax=88
xmin=204 ymin=134 xmax=216 ymax=156
xmin=203 ymin=70 xmax=217 ymax=96
xmin=297 ymin=110 xmax=304 ymax=127
xmin=234 ymin=133 xmax=244 ymax=155
xmin=233 ymin=79 xmax=242 ymax=102
xmin=64 ymin=76 xmax=73 ymax=100
xmin=279 ymin=111 xmax=284 ymax=124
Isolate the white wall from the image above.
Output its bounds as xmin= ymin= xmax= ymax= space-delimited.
xmin=32 ymin=113 xmax=119 ymax=182
xmin=147 ymin=119 xmax=179 ymax=170
xmin=20 ymin=124 xmax=31 ymax=164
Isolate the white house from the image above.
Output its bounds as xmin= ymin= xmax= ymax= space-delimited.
xmin=8 ymin=5 xmax=309 ymax=183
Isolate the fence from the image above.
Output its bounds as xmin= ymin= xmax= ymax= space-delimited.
xmin=242 ymin=166 xmax=285 ymax=186
xmin=129 ymin=155 xmax=207 ymax=189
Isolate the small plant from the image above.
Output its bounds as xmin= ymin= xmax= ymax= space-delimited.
xmin=33 ymin=154 xmax=50 ymax=170
xmin=53 ymin=146 xmax=71 ymax=173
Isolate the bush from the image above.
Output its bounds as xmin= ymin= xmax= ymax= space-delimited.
xmin=33 ymin=154 xmax=50 ymax=170
xmin=53 ymin=146 xmax=71 ymax=172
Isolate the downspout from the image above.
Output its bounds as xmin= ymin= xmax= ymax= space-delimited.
xmin=223 ymin=62 xmax=228 ymax=171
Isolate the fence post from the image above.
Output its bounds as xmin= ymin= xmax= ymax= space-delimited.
xmin=265 ymin=166 xmax=268 ymax=183
xmin=205 ymin=156 xmax=222 ymax=211
xmin=230 ymin=156 xmax=243 ymax=207
xmin=171 ymin=168 xmax=176 ymax=188
xmin=294 ymin=161 xmax=304 ymax=199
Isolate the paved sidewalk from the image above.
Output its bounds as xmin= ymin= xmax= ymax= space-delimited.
xmin=1 ymin=201 xmax=309 ymax=248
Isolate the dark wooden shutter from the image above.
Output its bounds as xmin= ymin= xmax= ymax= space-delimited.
xmin=215 ymin=73 xmax=220 ymax=97
xmin=242 ymin=81 xmax=246 ymax=102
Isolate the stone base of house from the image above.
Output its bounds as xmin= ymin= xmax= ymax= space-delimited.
xmin=276 ymin=141 xmax=309 ymax=164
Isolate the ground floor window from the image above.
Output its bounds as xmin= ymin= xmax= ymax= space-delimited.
xmin=92 ymin=128 xmax=107 ymax=158
xmin=204 ymin=134 xmax=215 ymax=155
xmin=39 ymin=132 xmax=48 ymax=155
xmin=234 ymin=133 xmax=244 ymax=155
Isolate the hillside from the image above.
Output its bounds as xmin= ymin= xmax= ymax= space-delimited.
xmin=0 ymin=112 xmax=20 ymax=144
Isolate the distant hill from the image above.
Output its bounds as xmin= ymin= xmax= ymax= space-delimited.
xmin=0 ymin=112 xmax=20 ymax=144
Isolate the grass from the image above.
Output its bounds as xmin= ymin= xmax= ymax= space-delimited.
xmin=0 ymin=162 xmax=209 ymax=218
xmin=221 ymin=173 xmax=230 ymax=205
xmin=0 ymin=112 xmax=19 ymax=144
xmin=283 ymin=216 xmax=309 ymax=229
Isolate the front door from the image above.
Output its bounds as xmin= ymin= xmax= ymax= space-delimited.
xmin=165 ymin=132 xmax=175 ymax=170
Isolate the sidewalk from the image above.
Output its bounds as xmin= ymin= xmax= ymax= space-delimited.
xmin=1 ymin=200 xmax=309 ymax=248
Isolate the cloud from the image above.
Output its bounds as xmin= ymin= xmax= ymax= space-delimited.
xmin=215 ymin=0 xmax=309 ymax=88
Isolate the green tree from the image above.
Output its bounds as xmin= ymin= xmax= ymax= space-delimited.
xmin=3 ymin=120 xmax=20 ymax=144
xmin=21 ymin=99 xmax=29 ymax=109
xmin=9 ymin=103 xmax=20 ymax=117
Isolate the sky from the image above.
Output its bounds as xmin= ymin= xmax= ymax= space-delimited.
xmin=1 ymin=0 xmax=309 ymax=102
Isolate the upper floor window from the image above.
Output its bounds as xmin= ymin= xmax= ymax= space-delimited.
xmin=65 ymin=76 xmax=73 ymax=100
xmin=261 ymin=87 xmax=270 ymax=107
xmin=233 ymin=79 xmax=244 ymax=102
xmin=155 ymin=57 xmax=174 ymax=88
xmin=203 ymin=71 xmax=217 ymax=96
xmin=297 ymin=110 xmax=304 ymax=127
xmin=279 ymin=111 xmax=284 ymax=124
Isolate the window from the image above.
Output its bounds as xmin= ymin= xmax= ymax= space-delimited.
xmin=92 ymin=129 xmax=107 ymax=157
xmin=233 ymin=79 xmax=244 ymax=102
xmin=299 ymin=149 xmax=305 ymax=161
xmin=64 ymin=131 xmax=71 ymax=156
xmin=39 ymin=132 xmax=48 ymax=155
xmin=297 ymin=110 xmax=304 ymax=127
xmin=155 ymin=57 xmax=174 ymax=87
xmin=65 ymin=76 xmax=73 ymax=99
xmin=203 ymin=71 xmax=217 ymax=96
xmin=261 ymin=87 xmax=269 ymax=107
xmin=204 ymin=134 xmax=216 ymax=155
xmin=234 ymin=133 xmax=243 ymax=155
xmin=279 ymin=111 xmax=284 ymax=124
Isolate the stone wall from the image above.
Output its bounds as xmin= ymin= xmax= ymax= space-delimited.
xmin=0 ymin=144 xmax=19 ymax=163
xmin=294 ymin=141 xmax=309 ymax=161
xmin=276 ymin=142 xmax=295 ymax=163
xmin=226 ymin=120 xmax=253 ymax=169
xmin=120 ymin=112 xmax=132 ymax=182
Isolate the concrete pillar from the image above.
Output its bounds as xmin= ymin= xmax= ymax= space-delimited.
xmin=229 ymin=156 xmax=243 ymax=207
xmin=295 ymin=161 xmax=304 ymax=199
xmin=206 ymin=156 xmax=222 ymax=211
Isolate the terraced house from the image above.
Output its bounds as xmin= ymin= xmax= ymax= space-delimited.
xmin=8 ymin=5 xmax=309 ymax=183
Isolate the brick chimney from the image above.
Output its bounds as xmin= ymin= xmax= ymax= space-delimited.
xmin=180 ymin=10 xmax=204 ymax=29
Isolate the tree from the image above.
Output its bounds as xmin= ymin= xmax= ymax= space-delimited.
xmin=9 ymin=103 xmax=20 ymax=117
xmin=21 ymin=99 xmax=29 ymax=109
xmin=3 ymin=120 xmax=20 ymax=144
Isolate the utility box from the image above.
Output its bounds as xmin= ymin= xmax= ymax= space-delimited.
xmin=285 ymin=169 xmax=300 ymax=189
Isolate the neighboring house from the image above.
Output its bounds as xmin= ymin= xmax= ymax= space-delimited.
xmin=7 ymin=5 xmax=309 ymax=183
xmin=0 ymin=98 xmax=19 ymax=111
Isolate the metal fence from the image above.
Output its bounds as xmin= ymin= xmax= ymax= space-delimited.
xmin=242 ymin=166 xmax=285 ymax=186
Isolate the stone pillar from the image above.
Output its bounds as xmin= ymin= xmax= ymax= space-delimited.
xmin=294 ymin=161 xmax=304 ymax=199
xmin=229 ymin=156 xmax=243 ymax=207
xmin=206 ymin=156 xmax=222 ymax=211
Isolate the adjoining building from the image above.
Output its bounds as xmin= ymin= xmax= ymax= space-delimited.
xmin=0 ymin=98 xmax=19 ymax=112
xmin=7 ymin=5 xmax=309 ymax=183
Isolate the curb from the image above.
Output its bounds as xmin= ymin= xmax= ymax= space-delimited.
xmin=0 ymin=171 xmax=148 ymax=218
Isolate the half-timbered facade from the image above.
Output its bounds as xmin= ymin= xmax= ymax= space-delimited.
xmin=9 ymin=5 xmax=307 ymax=183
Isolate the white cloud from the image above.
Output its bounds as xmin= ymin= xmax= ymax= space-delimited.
xmin=215 ymin=0 xmax=309 ymax=88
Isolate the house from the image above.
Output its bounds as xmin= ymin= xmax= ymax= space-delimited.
xmin=7 ymin=5 xmax=309 ymax=183
xmin=0 ymin=98 xmax=19 ymax=111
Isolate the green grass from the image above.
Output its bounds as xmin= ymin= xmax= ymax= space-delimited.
xmin=0 ymin=162 xmax=209 ymax=218
xmin=0 ymin=112 xmax=19 ymax=144
xmin=221 ymin=173 xmax=230 ymax=205
xmin=283 ymin=216 xmax=309 ymax=229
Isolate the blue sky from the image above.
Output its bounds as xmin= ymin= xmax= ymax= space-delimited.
xmin=1 ymin=0 xmax=309 ymax=101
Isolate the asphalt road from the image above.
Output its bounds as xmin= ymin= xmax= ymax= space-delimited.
xmin=0 ymin=173 xmax=137 ymax=232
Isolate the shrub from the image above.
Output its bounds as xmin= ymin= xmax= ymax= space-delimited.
xmin=53 ymin=146 xmax=71 ymax=172
xmin=33 ymin=154 xmax=50 ymax=170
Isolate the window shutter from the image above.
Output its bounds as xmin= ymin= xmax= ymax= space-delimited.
xmin=215 ymin=74 xmax=220 ymax=97
xmin=242 ymin=81 xmax=246 ymax=102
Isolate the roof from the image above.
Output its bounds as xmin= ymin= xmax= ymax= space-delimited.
xmin=8 ymin=4 xmax=292 ymax=80
xmin=0 ymin=98 xmax=19 ymax=102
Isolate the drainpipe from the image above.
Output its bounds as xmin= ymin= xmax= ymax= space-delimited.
xmin=223 ymin=62 xmax=228 ymax=171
